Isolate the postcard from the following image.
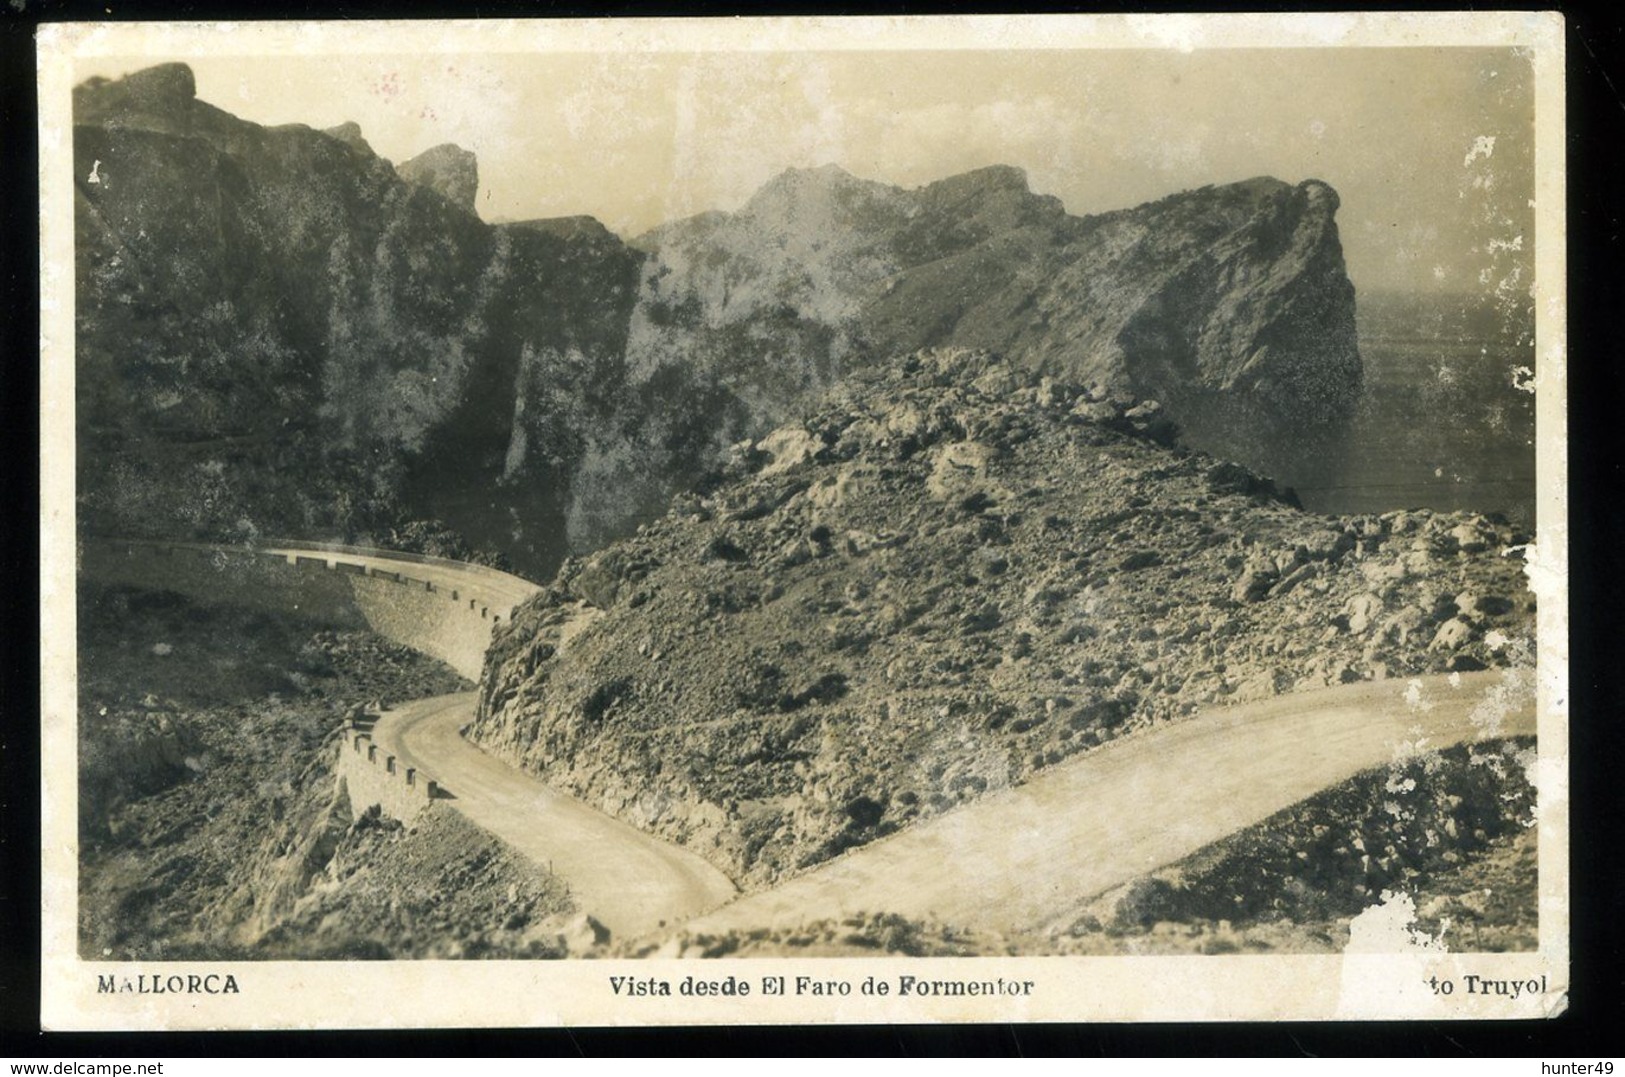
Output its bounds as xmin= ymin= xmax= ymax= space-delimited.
xmin=37 ymin=12 xmax=1567 ymax=1029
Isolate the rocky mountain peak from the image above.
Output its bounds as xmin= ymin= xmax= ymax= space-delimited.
xmin=73 ymin=65 xmax=1365 ymax=580
xmin=1297 ymin=177 xmax=1340 ymax=212
xmin=323 ymin=121 xmax=377 ymax=157
xmin=112 ymin=61 xmax=197 ymax=105
xmin=396 ymin=143 xmax=480 ymax=212
xmin=751 ymin=162 xmax=864 ymax=194
xmin=740 ymin=163 xmax=902 ymax=221
xmin=922 ymin=163 xmax=1033 ymax=198
xmin=910 ymin=163 xmax=1068 ymax=240
xmin=73 ymin=63 xmax=205 ymax=134
xmin=605 ymin=165 xmax=1362 ymax=553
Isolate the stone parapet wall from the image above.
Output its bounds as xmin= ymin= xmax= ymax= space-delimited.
xmin=336 ymin=728 xmax=438 ymax=822
xmin=81 ymin=537 xmax=546 ymax=820
xmin=262 ymin=537 xmax=535 ymax=595
xmin=80 ymin=539 xmax=540 ymax=680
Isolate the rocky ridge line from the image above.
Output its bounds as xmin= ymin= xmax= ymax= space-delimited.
xmin=473 ymin=348 xmax=1532 ymax=889
xmin=73 ymin=64 xmax=641 ymax=574
xmin=585 ymin=165 xmax=1362 ymax=550
xmin=75 ymin=66 xmax=1368 ymax=576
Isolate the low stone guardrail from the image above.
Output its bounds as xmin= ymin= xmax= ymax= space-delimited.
xmin=262 ymin=537 xmax=540 ymax=610
xmin=83 ymin=537 xmax=539 ymax=629
xmin=82 ymin=536 xmax=548 ymax=806
xmin=339 ymin=719 xmax=442 ymax=821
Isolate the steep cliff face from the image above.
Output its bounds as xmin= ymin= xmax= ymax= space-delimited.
xmin=629 ymin=165 xmax=1359 ymax=419
xmin=73 ymin=65 xmax=641 ymax=575
xmin=474 ymin=349 xmax=1529 ymax=888
xmin=871 ymin=176 xmax=1361 ymax=428
xmin=571 ymin=165 xmax=1360 ymax=547
xmin=75 ymin=65 xmax=1361 ymax=576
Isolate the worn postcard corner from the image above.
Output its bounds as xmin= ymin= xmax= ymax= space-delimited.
xmin=38 ymin=11 xmax=1567 ymax=1030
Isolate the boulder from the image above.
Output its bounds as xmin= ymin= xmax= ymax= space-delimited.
xmin=575 ymin=553 xmax=626 ymax=609
xmin=808 ymin=464 xmax=880 ymax=512
xmin=971 ymin=367 xmax=1020 ymax=397
xmin=1458 ymin=592 xmax=1516 ymax=621
xmin=1302 ymin=529 xmax=1355 ymax=562
xmin=1377 ymin=607 xmax=1428 ymax=647
xmin=927 ymin=441 xmax=999 ymax=499
xmin=1345 ymin=593 xmax=1384 ymax=635
xmin=1231 ymin=567 xmax=1278 ymax=604
xmin=756 ymin=426 xmax=825 ymax=477
xmin=883 ymin=402 xmax=929 ymax=441
xmin=1071 ymin=399 xmax=1123 ymax=425
xmin=1429 ymin=618 xmax=1475 ymax=651
xmin=1448 ymin=521 xmax=1491 ymax=555
xmin=1268 ymin=561 xmax=1319 ymax=598
xmin=323 ymin=121 xmax=375 ymax=156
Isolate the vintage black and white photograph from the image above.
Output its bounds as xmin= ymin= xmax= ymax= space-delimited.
xmin=39 ymin=14 xmax=1566 ymax=1027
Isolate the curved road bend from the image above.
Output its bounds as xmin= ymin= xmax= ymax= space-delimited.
xmin=294 ymin=545 xmax=1533 ymax=939
xmin=371 ymin=693 xmax=739 ymax=940
xmin=258 ymin=544 xmax=541 ymax=615
xmin=679 ymin=669 xmax=1536 ymax=940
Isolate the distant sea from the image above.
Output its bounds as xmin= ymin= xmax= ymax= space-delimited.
xmin=1288 ymin=291 xmax=1537 ymax=531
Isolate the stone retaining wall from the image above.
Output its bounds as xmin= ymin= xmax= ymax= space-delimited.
xmin=79 ymin=539 xmax=538 ymax=680
xmin=82 ymin=536 xmax=546 ymax=825
xmin=81 ymin=537 xmax=543 ymax=823
xmin=336 ymin=727 xmax=438 ymax=822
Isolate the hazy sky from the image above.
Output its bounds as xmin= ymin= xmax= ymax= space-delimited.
xmin=78 ymin=47 xmax=1534 ymax=295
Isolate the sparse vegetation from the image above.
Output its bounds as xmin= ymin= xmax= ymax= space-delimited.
xmin=475 ymin=349 xmax=1534 ymax=891
xmin=72 ymin=63 xmax=1541 ymax=961
xmin=77 ymin=583 xmax=574 ymax=960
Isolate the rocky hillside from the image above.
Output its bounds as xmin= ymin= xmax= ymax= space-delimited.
xmin=76 ymin=583 xmax=579 ymax=960
xmin=1084 ymin=735 xmax=1537 ymax=948
xmin=77 ymin=65 xmax=1365 ymax=577
xmin=473 ymin=348 xmax=1532 ymax=889
xmin=74 ymin=64 xmax=641 ymax=575
xmin=571 ymin=165 xmax=1360 ymax=548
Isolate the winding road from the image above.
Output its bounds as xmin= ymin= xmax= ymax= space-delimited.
xmin=680 ymin=669 xmax=1535 ymax=938
xmin=371 ymin=693 xmax=739 ymax=939
xmin=255 ymin=541 xmax=544 ymax=612
xmin=94 ymin=540 xmax=1537 ymax=943
xmin=379 ymin=661 xmax=1532 ymax=942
